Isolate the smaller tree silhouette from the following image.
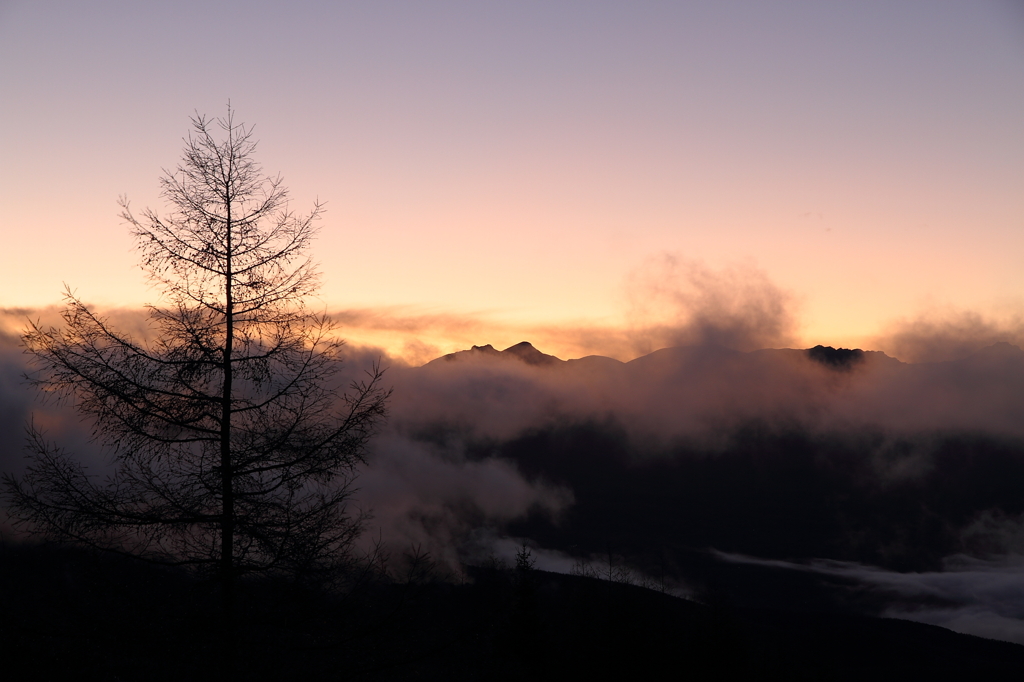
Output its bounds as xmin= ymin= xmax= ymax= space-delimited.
xmin=515 ymin=542 xmax=537 ymax=574
xmin=504 ymin=542 xmax=542 ymax=667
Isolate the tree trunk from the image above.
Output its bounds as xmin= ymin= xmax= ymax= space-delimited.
xmin=221 ymin=200 xmax=236 ymax=676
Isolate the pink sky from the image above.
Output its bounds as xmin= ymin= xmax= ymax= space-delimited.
xmin=1 ymin=1 xmax=1022 ymax=361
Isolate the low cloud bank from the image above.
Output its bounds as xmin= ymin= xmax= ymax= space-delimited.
xmin=387 ymin=339 xmax=1024 ymax=445
xmin=872 ymin=310 xmax=1024 ymax=363
xmin=357 ymin=433 xmax=572 ymax=568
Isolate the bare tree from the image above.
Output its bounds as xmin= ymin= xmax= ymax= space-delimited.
xmin=3 ymin=108 xmax=389 ymax=659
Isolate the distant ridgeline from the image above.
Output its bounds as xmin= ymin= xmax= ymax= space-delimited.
xmin=432 ymin=340 xmax=873 ymax=370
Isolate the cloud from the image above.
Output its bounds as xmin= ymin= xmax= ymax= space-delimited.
xmin=713 ymin=550 xmax=1024 ymax=645
xmin=1 ymin=305 xmax=158 ymax=342
xmin=0 ymin=332 xmax=32 ymax=488
xmin=0 ymin=256 xmax=815 ymax=371
xmin=625 ymin=255 xmax=799 ymax=355
xmin=0 ymin=331 xmax=113 ymax=535
xmin=355 ymin=433 xmax=572 ymax=568
xmin=456 ymin=531 xmax=679 ymax=592
xmin=459 ymin=531 xmax=581 ymax=574
xmin=871 ymin=310 xmax=1024 ymax=363
xmin=321 ymin=256 xmax=803 ymax=364
xmin=385 ymin=336 xmax=1024 ymax=450
xmin=0 ymin=332 xmax=110 ymax=477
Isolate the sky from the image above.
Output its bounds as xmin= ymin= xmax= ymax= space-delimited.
xmin=2 ymin=1 xmax=1023 ymax=361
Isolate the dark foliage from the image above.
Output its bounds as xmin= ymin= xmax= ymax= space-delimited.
xmin=807 ymin=345 xmax=866 ymax=370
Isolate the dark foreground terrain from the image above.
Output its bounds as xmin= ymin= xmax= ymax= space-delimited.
xmin=3 ymin=543 xmax=1023 ymax=681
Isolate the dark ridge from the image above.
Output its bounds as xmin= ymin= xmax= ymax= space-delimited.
xmin=807 ymin=345 xmax=865 ymax=370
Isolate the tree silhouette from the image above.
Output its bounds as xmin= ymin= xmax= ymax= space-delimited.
xmin=3 ymin=108 xmax=389 ymax=665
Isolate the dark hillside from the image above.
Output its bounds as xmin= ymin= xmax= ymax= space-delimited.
xmin=3 ymin=543 xmax=1023 ymax=680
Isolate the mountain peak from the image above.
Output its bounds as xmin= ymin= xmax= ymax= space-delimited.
xmin=427 ymin=341 xmax=563 ymax=366
xmin=501 ymin=342 xmax=562 ymax=366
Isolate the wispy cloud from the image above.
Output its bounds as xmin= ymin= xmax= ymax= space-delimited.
xmin=356 ymin=433 xmax=572 ymax=568
xmin=714 ymin=550 xmax=1024 ymax=644
xmin=871 ymin=310 xmax=1024 ymax=363
xmin=625 ymin=255 xmax=799 ymax=355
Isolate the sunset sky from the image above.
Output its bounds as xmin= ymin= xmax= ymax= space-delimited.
xmin=2 ymin=1 xmax=1022 ymax=361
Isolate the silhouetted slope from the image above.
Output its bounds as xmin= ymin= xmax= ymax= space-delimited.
xmin=4 ymin=544 xmax=1023 ymax=680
